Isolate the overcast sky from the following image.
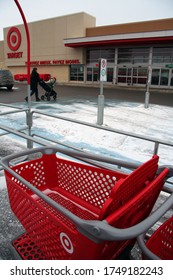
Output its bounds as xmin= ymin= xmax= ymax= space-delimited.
xmin=0 ymin=0 xmax=173 ymax=41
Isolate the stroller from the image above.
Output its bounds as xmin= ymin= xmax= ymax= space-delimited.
xmin=39 ymin=77 xmax=57 ymax=101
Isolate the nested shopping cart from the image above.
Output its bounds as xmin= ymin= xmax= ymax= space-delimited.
xmin=138 ymin=214 xmax=173 ymax=259
xmin=1 ymin=146 xmax=172 ymax=260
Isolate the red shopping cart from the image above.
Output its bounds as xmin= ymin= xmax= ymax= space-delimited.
xmin=138 ymin=214 xmax=173 ymax=260
xmin=146 ymin=216 xmax=173 ymax=260
xmin=1 ymin=146 xmax=170 ymax=260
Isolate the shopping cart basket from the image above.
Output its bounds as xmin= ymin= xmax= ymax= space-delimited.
xmin=138 ymin=214 xmax=173 ymax=259
xmin=1 ymin=146 xmax=171 ymax=260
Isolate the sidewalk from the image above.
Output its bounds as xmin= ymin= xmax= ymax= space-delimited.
xmin=60 ymin=81 xmax=173 ymax=93
xmin=1 ymin=82 xmax=173 ymax=106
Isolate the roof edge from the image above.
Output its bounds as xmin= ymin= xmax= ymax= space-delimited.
xmin=86 ymin=18 xmax=173 ymax=37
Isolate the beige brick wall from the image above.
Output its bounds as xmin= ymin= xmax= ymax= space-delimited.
xmin=4 ymin=12 xmax=95 ymax=66
xmin=3 ymin=12 xmax=95 ymax=82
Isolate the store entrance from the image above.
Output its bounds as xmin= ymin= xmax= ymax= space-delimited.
xmin=117 ymin=67 xmax=148 ymax=85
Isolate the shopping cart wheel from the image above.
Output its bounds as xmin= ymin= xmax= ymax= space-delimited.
xmin=41 ymin=95 xmax=45 ymax=100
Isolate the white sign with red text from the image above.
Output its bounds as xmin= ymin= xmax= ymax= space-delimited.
xmin=99 ymin=58 xmax=107 ymax=82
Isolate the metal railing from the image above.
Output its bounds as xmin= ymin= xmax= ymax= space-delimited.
xmin=0 ymin=103 xmax=173 ymax=189
xmin=32 ymin=109 xmax=173 ymax=157
xmin=0 ymin=103 xmax=173 ymax=161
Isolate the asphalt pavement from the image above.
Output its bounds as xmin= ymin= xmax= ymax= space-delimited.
xmin=0 ymin=82 xmax=173 ymax=106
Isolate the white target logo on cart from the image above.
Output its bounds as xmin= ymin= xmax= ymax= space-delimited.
xmin=7 ymin=27 xmax=21 ymax=51
xmin=60 ymin=232 xmax=74 ymax=254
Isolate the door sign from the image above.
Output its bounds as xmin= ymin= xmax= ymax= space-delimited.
xmin=99 ymin=58 xmax=107 ymax=82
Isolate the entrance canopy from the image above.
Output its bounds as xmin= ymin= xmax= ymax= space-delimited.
xmin=64 ymin=30 xmax=173 ymax=48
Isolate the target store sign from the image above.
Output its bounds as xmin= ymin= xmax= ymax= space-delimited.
xmin=7 ymin=27 xmax=23 ymax=59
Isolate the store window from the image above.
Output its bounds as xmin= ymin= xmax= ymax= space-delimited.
xmin=86 ymin=67 xmax=99 ymax=82
xmin=70 ymin=65 xmax=84 ymax=81
xmin=118 ymin=48 xmax=149 ymax=64
xmin=152 ymin=47 xmax=173 ymax=64
xmin=86 ymin=48 xmax=115 ymax=63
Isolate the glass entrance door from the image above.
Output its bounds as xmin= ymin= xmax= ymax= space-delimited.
xmin=117 ymin=67 xmax=147 ymax=85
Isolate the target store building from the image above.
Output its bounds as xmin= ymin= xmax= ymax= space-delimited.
xmin=0 ymin=12 xmax=173 ymax=89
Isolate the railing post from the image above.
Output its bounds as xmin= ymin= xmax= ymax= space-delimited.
xmin=26 ymin=111 xmax=33 ymax=149
xmin=154 ymin=142 xmax=159 ymax=155
xmin=97 ymin=82 xmax=104 ymax=125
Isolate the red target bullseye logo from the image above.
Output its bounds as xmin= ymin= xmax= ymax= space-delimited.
xmin=60 ymin=232 xmax=74 ymax=254
xmin=7 ymin=27 xmax=21 ymax=51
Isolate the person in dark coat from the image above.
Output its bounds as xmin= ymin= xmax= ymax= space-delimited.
xmin=25 ymin=67 xmax=41 ymax=102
